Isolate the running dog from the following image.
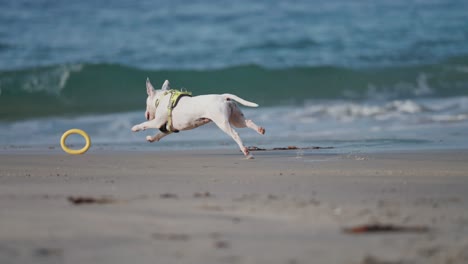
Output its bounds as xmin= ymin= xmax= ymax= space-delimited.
xmin=131 ymin=79 xmax=265 ymax=158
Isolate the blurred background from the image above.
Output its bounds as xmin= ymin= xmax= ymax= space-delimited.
xmin=1 ymin=0 xmax=468 ymax=151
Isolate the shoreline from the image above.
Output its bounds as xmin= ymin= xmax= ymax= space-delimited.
xmin=1 ymin=149 xmax=468 ymax=263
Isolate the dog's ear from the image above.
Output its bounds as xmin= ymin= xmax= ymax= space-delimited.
xmin=146 ymin=77 xmax=155 ymax=96
xmin=161 ymin=80 xmax=171 ymax=91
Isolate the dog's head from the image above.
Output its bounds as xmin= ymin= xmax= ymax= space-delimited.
xmin=144 ymin=78 xmax=171 ymax=120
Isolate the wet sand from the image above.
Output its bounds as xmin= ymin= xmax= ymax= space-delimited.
xmin=1 ymin=149 xmax=468 ymax=264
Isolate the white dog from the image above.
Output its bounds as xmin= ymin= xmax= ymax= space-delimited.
xmin=131 ymin=79 xmax=265 ymax=158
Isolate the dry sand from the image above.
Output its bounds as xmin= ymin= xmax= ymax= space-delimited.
xmin=1 ymin=149 xmax=468 ymax=264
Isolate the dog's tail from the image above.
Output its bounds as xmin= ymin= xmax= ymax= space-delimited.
xmin=223 ymin=94 xmax=259 ymax=107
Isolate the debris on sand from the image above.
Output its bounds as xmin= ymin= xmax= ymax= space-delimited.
xmin=67 ymin=196 xmax=116 ymax=205
xmin=360 ymin=254 xmax=408 ymax=264
xmin=247 ymin=146 xmax=267 ymax=151
xmin=214 ymin=240 xmax=230 ymax=249
xmin=343 ymin=223 xmax=429 ymax=234
xmin=160 ymin=193 xmax=178 ymax=199
xmin=193 ymin=192 xmax=212 ymax=198
xmin=34 ymin=247 xmax=63 ymax=257
xmin=152 ymin=233 xmax=190 ymax=241
xmin=247 ymin=146 xmax=334 ymax=151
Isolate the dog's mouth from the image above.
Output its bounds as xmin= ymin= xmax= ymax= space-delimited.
xmin=146 ymin=112 xmax=150 ymax=120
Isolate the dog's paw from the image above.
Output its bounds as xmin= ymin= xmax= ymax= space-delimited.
xmin=146 ymin=135 xmax=155 ymax=142
xmin=131 ymin=125 xmax=141 ymax=132
xmin=241 ymin=147 xmax=251 ymax=157
xmin=258 ymin=127 xmax=266 ymax=135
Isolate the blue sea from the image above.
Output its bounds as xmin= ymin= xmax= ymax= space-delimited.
xmin=1 ymin=0 xmax=468 ymax=153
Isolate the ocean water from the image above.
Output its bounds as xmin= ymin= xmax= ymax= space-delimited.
xmin=1 ymin=0 xmax=468 ymax=152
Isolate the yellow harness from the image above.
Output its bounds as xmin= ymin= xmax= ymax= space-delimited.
xmin=155 ymin=89 xmax=192 ymax=133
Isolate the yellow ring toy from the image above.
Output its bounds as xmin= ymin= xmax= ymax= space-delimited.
xmin=60 ymin=129 xmax=91 ymax=155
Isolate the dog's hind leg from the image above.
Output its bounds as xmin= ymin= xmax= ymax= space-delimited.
xmin=212 ymin=117 xmax=253 ymax=159
xmin=229 ymin=104 xmax=265 ymax=135
xmin=245 ymin=119 xmax=265 ymax=135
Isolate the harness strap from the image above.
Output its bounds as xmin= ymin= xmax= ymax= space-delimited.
xmin=156 ymin=89 xmax=192 ymax=134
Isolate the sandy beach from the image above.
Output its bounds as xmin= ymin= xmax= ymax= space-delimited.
xmin=1 ymin=148 xmax=468 ymax=264
xmin=3 ymin=0 xmax=468 ymax=263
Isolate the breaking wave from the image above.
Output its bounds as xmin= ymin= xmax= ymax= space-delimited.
xmin=1 ymin=55 xmax=468 ymax=120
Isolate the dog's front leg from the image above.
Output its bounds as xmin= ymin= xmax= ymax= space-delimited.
xmin=131 ymin=120 xmax=160 ymax=132
xmin=146 ymin=132 xmax=169 ymax=143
